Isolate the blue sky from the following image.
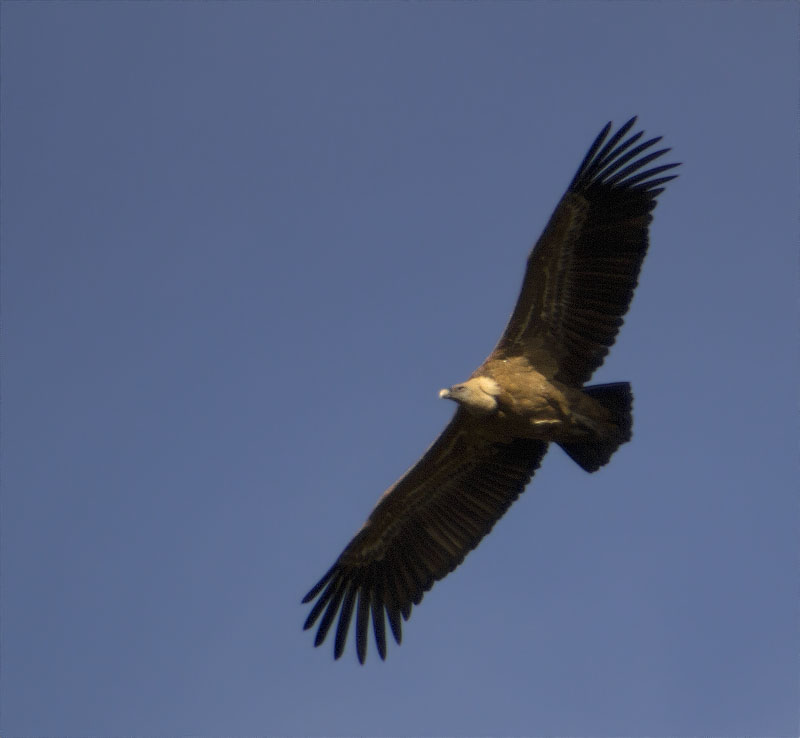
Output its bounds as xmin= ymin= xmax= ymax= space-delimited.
xmin=2 ymin=2 xmax=797 ymax=736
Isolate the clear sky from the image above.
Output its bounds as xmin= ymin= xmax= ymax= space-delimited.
xmin=2 ymin=3 xmax=797 ymax=736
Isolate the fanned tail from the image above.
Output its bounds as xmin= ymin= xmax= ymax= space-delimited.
xmin=558 ymin=382 xmax=633 ymax=472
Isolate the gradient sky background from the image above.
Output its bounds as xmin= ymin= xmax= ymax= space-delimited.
xmin=2 ymin=3 xmax=798 ymax=736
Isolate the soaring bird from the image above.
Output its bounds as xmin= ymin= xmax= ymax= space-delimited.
xmin=302 ymin=117 xmax=678 ymax=663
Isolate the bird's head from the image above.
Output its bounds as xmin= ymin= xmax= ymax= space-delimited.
xmin=438 ymin=376 xmax=500 ymax=414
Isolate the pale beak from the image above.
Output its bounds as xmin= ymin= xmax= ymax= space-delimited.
xmin=438 ymin=388 xmax=451 ymax=399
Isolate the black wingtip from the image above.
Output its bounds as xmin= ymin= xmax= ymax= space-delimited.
xmin=333 ymin=584 xmax=357 ymax=660
xmin=302 ymin=562 xmax=337 ymax=604
xmin=569 ymin=117 xmax=679 ymax=196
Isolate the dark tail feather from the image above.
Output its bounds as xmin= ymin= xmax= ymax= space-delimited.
xmin=558 ymin=382 xmax=633 ymax=473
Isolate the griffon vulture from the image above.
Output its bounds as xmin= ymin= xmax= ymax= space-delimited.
xmin=302 ymin=117 xmax=678 ymax=663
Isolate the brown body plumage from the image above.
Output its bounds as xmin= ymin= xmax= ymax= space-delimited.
xmin=302 ymin=118 xmax=679 ymax=663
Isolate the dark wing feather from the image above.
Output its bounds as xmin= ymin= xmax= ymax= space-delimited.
xmin=493 ymin=117 xmax=679 ymax=385
xmin=302 ymin=410 xmax=548 ymax=663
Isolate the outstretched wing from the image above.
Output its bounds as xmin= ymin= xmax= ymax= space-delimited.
xmin=493 ymin=117 xmax=679 ymax=385
xmin=302 ymin=410 xmax=548 ymax=663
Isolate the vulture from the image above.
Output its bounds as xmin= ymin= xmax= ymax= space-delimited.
xmin=302 ymin=117 xmax=678 ymax=663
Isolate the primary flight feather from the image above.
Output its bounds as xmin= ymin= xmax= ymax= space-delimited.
xmin=302 ymin=117 xmax=679 ymax=663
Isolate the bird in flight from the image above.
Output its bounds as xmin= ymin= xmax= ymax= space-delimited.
xmin=302 ymin=117 xmax=679 ymax=663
